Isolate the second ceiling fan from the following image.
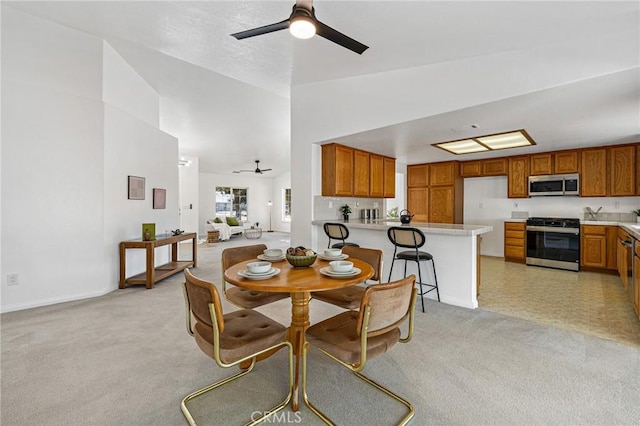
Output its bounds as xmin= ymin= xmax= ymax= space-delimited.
xmin=233 ymin=160 xmax=272 ymax=174
xmin=231 ymin=0 xmax=368 ymax=54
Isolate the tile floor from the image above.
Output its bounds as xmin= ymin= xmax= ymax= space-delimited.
xmin=478 ymin=256 xmax=640 ymax=346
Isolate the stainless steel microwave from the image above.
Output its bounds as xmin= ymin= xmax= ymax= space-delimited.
xmin=528 ymin=173 xmax=579 ymax=196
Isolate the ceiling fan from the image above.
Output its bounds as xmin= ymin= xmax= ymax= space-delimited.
xmin=231 ymin=0 xmax=368 ymax=55
xmin=233 ymin=160 xmax=273 ymax=174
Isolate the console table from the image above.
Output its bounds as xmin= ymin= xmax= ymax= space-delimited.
xmin=119 ymin=232 xmax=197 ymax=289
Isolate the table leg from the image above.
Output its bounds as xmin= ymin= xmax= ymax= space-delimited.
xmin=287 ymin=291 xmax=310 ymax=412
xmin=119 ymin=243 xmax=126 ymax=289
xmin=146 ymin=245 xmax=155 ymax=289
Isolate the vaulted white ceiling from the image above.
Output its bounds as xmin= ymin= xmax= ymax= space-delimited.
xmin=7 ymin=1 xmax=639 ymax=174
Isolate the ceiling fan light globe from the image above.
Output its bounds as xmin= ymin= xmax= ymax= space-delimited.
xmin=290 ymin=17 xmax=316 ymax=39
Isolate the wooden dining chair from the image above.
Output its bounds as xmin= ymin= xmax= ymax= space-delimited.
xmin=312 ymin=246 xmax=383 ymax=310
xmin=181 ymin=269 xmax=293 ymax=426
xmin=221 ymin=244 xmax=289 ymax=308
xmin=302 ymin=275 xmax=417 ymax=425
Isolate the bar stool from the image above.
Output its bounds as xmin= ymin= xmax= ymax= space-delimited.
xmin=323 ymin=223 xmax=360 ymax=249
xmin=387 ymin=226 xmax=439 ymax=312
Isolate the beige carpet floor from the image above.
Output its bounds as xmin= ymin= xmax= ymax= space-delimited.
xmin=2 ymin=233 xmax=639 ymax=425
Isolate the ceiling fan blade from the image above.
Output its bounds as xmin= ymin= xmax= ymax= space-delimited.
xmin=231 ymin=19 xmax=290 ymax=40
xmin=314 ymin=19 xmax=368 ymax=54
xmin=261 ymin=168 xmax=273 ymax=172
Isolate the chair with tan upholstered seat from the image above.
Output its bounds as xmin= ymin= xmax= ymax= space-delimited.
xmin=221 ymin=244 xmax=289 ymax=308
xmin=302 ymin=275 xmax=417 ymax=425
xmin=181 ymin=269 xmax=293 ymax=426
xmin=312 ymin=246 xmax=383 ymax=310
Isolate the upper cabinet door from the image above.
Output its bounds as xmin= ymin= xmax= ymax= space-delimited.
xmin=460 ymin=160 xmax=482 ymax=177
xmin=407 ymin=164 xmax=429 ymax=187
xmin=554 ymin=150 xmax=580 ymax=173
xmin=322 ymin=143 xmax=354 ymax=196
xmin=482 ymin=158 xmax=507 ymax=176
xmin=609 ymin=145 xmax=636 ymax=196
xmin=580 ymin=148 xmax=607 ymax=197
xmin=529 ymin=153 xmax=553 ymax=175
xmin=430 ymin=161 xmax=458 ymax=186
xmin=382 ymin=157 xmax=396 ymax=198
xmin=508 ymin=156 xmax=529 ymax=198
xmin=353 ymin=149 xmax=370 ymax=197
xmin=369 ymin=154 xmax=384 ymax=198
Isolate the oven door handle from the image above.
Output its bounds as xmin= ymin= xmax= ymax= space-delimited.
xmin=526 ymin=225 xmax=580 ymax=234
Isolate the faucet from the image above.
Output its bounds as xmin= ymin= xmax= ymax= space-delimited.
xmin=585 ymin=206 xmax=602 ymax=220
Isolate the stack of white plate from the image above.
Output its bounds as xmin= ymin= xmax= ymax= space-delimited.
xmin=257 ymin=254 xmax=286 ymax=261
xmin=318 ymin=253 xmax=349 ymax=261
xmin=319 ymin=266 xmax=361 ymax=278
xmin=238 ymin=267 xmax=281 ymax=280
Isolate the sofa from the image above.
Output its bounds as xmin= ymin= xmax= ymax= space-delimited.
xmin=205 ymin=219 xmax=243 ymax=241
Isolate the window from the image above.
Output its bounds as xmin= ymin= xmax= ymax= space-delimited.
xmin=215 ymin=187 xmax=248 ymax=222
xmin=282 ymin=188 xmax=291 ymax=222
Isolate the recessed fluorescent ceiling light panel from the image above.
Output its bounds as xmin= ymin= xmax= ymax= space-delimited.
xmin=433 ymin=129 xmax=535 ymax=155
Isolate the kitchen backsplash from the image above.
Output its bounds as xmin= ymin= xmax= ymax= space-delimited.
xmin=582 ymin=211 xmax=636 ymax=222
xmin=313 ymin=196 xmax=386 ymax=220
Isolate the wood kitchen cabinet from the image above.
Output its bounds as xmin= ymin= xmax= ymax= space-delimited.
xmin=460 ymin=160 xmax=482 ymax=177
xmin=407 ymin=164 xmax=429 ymax=187
xmin=407 ymin=187 xmax=429 ymax=222
xmin=383 ymin=156 xmax=396 ymax=198
xmin=581 ymin=225 xmax=607 ymax=269
xmin=636 ymin=144 xmax=640 ymax=195
xmin=322 ymin=143 xmax=354 ymax=196
xmin=322 ymin=143 xmax=396 ymax=198
xmin=353 ymin=149 xmax=370 ymax=197
xmin=460 ymin=158 xmax=507 ymax=177
xmin=482 ymin=158 xmax=507 ymax=176
xmin=617 ymin=228 xmax=632 ymax=291
xmin=504 ymin=221 xmax=526 ymax=262
xmin=609 ymin=145 xmax=636 ymax=196
xmin=430 ymin=161 xmax=458 ymax=186
xmin=529 ymin=153 xmax=553 ymax=175
xmin=580 ymin=148 xmax=608 ymax=197
xmin=581 ymin=225 xmax=617 ymax=270
xmin=554 ymin=150 xmax=580 ymax=173
xmin=508 ymin=156 xmax=529 ymax=198
xmin=369 ymin=154 xmax=383 ymax=197
xmin=430 ymin=186 xmax=460 ymax=223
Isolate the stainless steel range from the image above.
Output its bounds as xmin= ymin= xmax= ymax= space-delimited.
xmin=526 ymin=217 xmax=580 ymax=271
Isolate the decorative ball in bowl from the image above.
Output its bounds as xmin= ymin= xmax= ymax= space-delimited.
xmin=286 ymin=253 xmax=317 ymax=267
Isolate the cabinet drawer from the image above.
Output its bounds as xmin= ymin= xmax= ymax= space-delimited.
xmin=505 ymin=230 xmax=525 ymax=239
xmin=505 ymin=246 xmax=525 ymax=259
xmin=505 ymin=222 xmax=525 ymax=231
xmin=636 ymin=241 xmax=640 ymax=257
xmin=582 ymin=225 xmax=607 ymax=235
xmin=505 ymin=237 xmax=525 ymax=247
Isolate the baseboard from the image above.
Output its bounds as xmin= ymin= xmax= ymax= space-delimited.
xmin=1 ymin=287 xmax=114 ymax=314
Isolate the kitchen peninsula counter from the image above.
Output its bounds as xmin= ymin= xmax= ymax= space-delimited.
xmin=311 ymin=219 xmax=493 ymax=309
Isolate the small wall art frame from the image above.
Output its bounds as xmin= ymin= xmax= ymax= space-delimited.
xmin=153 ymin=188 xmax=166 ymax=209
xmin=128 ymin=176 xmax=145 ymax=200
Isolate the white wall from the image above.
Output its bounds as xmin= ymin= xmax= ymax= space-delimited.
xmin=198 ymin=173 xmax=289 ymax=236
xmin=179 ymin=156 xmax=199 ymax=235
xmin=1 ymin=7 xmax=179 ymax=312
xmin=463 ymin=176 xmax=640 ymax=257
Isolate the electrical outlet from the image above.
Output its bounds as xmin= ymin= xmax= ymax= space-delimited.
xmin=328 ymin=202 xmax=333 ymax=208
xmin=614 ymin=201 xmax=620 ymax=209
xmin=7 ymin=274 xmax=19 ymax=286
xmin=513 ymin=202 xmax=518 ymax=208
xmin=479 ymin=202 xmax=484 ymax=209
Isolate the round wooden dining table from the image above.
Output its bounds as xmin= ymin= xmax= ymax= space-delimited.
xmin=224 ymin=257 xmax=374 ymax=410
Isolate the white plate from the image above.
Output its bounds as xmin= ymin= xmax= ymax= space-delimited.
xmin=238 ymin=267 xmax=280 ymax=280
xmin=318 ymin=254 xmax=350 ymax=261
xmin=257 ymin=254 xmax=286 ymax=262
xmin=319 ymin=266 xmax=361 ymax=278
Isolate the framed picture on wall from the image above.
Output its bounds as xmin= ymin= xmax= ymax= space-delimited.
xmin=128 ymin=176 xmax=145 ymax=200
xmin=153 ymin=188 xmax=166 ymax=209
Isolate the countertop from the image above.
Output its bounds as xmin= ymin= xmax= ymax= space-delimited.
xmin=312 ymin=219 xmax=493 ymax=236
